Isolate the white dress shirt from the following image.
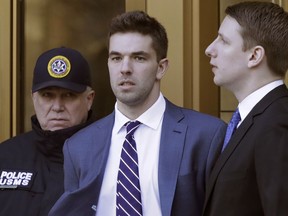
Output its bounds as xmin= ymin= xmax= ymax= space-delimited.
xmin=237 ymin=80 xmax=284 ymax=126
xmin=96 ymin=93 xmax=166 ymax=216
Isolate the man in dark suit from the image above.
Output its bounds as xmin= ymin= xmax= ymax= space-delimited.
xmin=204 ymin=2 xmax=288 ymax=215
xmin=49 ymin=11 xmax=226 ymax=216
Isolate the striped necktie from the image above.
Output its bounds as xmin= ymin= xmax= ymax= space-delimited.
xmin=116 ymin=121 xmax=142 ymax=216
xmin=222 ymin=108 xmax=241 ymax=152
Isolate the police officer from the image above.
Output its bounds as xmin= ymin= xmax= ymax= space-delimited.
xmin=0 ymin=47 xmax=95 ymax=215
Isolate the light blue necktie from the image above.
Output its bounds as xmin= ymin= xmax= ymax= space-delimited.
xmin=116 ymin=121 xmax=142 ymax=216
xmin=222 ymin=108 xmax=241 ymax=152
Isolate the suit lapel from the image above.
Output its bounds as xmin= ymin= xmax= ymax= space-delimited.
xmin=158 ymin=100 xmax=187 ymax=216
xmin=89 ymin=113 xmax=115 ymax=208
xmin=203 ymin=115 xmax=253 ymax=208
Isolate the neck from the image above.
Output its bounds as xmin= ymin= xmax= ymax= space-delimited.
xmin=233 ymin=78 xmax=282 ymax=102
xmin=117 ymin=93 xmax=160 ymax=120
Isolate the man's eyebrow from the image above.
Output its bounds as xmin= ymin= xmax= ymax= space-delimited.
xmin=109 ymin=51 xmax=150 ymax=56
xmin=131 ymin=51 xmax=149 ymax=56
xmin=109 ymin=51 xmax=121 ymax=56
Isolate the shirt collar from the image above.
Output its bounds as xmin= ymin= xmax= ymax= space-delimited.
xmin=238 ymin=80 xmax=284 ymax=121
xmin=114 ymin=93 xmax=166 ymax=133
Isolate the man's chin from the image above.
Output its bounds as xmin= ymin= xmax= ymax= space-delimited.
xmin=213 ymin=77 xmax=222 ymax=87
xmin=46 ymin=123 xmax=70 ymax=131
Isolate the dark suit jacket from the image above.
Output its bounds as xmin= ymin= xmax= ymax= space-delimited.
xmin=203 ymin=85 xmax=288 ymax=216
xmin=49 ymin=99 xmax=226 ymax=216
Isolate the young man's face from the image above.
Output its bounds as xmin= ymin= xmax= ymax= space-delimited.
xmin=108 ymin=32 xmax=167 ymax=113
xmin=32 ymin=86 xmax=94 ymax=131
xmin=205 ymin=15 xmax=251 ymax=93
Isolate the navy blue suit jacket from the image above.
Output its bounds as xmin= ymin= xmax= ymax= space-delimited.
xmin=49 ymin=99 xmax=226 ymax=216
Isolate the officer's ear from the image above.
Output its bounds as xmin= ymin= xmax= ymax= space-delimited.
xmin=86 ymin=88 xmax=95 ymax=110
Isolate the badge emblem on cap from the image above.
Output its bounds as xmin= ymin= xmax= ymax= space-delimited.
xmin=47 ymin=55 xmax=71 ymax=78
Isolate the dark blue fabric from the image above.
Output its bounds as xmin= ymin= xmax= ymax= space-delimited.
xmin=116 ymin=121 xmax=142 ymax=216
xmin=222 ymin=108 xmax=241 ymax=152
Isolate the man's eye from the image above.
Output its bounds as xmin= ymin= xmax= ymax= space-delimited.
xmin=41 ymin=92 xmax=52 ymax=97
xmin=64 ymin=92 xmax=77 ymax=98
xmin=135 ymin=56 xmax=145 ymax=61
xmin=111 ymin=56 xmax=122 ymax=61
xmin=219 ymin=36 xmax=228 ymax=44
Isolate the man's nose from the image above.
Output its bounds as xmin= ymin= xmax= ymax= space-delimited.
xmin=120 ymin=57 xmax=132 ymax=74
xmin=51 ymin=97 xmax=65 ymax=112
xmin=205 ymin=41 xmax=216 ymax=57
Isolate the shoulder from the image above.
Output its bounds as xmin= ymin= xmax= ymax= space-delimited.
xmin=250 ymin=85 xmax=288 ymax=124
xmin=0 ymin=131 xmax=35 ymax=152
xmin=64 ymin=112 xmax=115 ymax=145
xmin=164 ymin=98 xmax=226 ymax=128
xmin=0 ymin=131 xmax=36 ymax=164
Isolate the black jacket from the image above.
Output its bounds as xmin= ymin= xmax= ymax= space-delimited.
xmin=203 ymin=85 xmax=288 ymax=216
xmin=0 ymin=112 xmax=95 ymax=216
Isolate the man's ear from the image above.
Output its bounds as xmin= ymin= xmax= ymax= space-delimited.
xmin=31 ymin=91 xmax=36 ymax=101
xmin=156 ymin=58 xmax=169 ymax=80
xmin=87 ymin=90 xmax=95 ymax=110
xmin=248 ymin=45 xmax=265 ymax=68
